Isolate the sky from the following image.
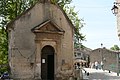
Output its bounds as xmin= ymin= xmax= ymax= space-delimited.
xmin=71 ymin=0 xmax=120 ymax=49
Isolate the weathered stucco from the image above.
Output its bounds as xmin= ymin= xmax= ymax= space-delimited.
xmin=7 ymin=2 xmax=74 ymax=80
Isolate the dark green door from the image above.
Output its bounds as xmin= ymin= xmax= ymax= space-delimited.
xmin=41 ymin=45 xmax=54 ymax=80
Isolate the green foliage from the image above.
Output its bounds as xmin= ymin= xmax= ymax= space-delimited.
xmin=53 ymin=0 xmax=72 ymax=8
xmin=0 ymin=66 xmax=9 ymax=74
xmin=0 ymin=29 xmax=8 ymax=73
xmin=110 ymin=45 xmax=120 ymax=51
xmin=0 ymin=0 xmax=39 ymax=74
xmin=0 ymin=0 xmax=39 ymax=26
xmin=63 ymin=5 xmax=85 ymax=48
xmin=51 ymin=0 xmax=85 ymax=46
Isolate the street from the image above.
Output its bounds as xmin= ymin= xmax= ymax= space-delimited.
xmin=83 ymin=68 xmax=120 ymax=80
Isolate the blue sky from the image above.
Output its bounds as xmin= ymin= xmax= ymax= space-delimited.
xmin=71 ymin=0 xmax=120 ymax=49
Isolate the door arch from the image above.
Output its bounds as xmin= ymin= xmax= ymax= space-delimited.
xmin=41 ymin=45 xmax=55 ymax=80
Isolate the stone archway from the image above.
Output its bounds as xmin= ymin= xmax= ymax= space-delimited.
xmin=41 ymin=45 xmax=55 ymax=80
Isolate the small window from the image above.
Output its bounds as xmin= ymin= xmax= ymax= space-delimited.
xmin=119 ymin=53 xmax=120 ymax=59
xmin=77 ymin=53 xmax=81 ymax=56
xmin=98 ymin=50 xmax=100 ymax=52
xmin=74 ymin=53 xmax=77 ymax=57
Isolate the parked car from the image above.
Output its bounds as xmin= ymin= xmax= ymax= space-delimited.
xmin=0 ymin=72 xmax=10 ymax=79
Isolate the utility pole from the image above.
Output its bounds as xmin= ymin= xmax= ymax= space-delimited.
xmin=101 ymin=43 xmax=103 ymax=61
xmin=117 ymin=52 xmax=120 ymax=76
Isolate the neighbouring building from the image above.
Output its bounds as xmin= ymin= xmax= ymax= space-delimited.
xmin=90 ymin=48 xmax=120 ymax=73
xmin=111 ymin=0 xmax=120 ymax=38
xmin=7 ymin=0 xmax=75 ymax=80
xmin=111 ymin=0 xmax=120 ymax=75
xmin=74 ymin=48 xmax=91 ymax=68
xmin=116 ymin=0 xmax=120 ymax=39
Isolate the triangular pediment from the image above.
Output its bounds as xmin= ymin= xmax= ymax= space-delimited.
xmin=32 ymin=20 xmax=64 ymax=34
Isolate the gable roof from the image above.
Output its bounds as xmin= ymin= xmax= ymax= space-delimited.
xmin=6 ymin=3 xmax=36 ymax=29
xmin=92 ymin=48 xmax=119 ymax=53
xmin=6 ymin=1 xmax=75 ymax=31
xmin=31 ymin=19 xmax=65 ymax=34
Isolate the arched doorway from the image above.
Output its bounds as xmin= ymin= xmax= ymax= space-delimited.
xmin=41 ymin=45 xmax=55 ymax=80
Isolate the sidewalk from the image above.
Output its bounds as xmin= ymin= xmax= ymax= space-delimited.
xmin=82 ymin=68 xmax=120 ymax=80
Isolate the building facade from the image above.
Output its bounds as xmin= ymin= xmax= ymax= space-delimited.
xmin=7 ymin=1 xmax=74 ymax=80
xmin=115 ymin=0 xmax=120 ymax=38
xmin=90 ymin=48 xmax=120 ymax=73
xmin=112 ymin=0 xmax=120 ymax=74
xmin=74 ymin=48 xmax=91 ymax=68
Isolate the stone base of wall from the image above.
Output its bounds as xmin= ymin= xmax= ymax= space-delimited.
xmin=11 ymin=78 xmax=41 ymax=80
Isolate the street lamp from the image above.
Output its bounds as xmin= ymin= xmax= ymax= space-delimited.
xmin=101 ymin=43 xmax=103 ymax=48
xmin=111 ymin=5 xmax=118 ymax=16
xmin=111 ymin=2 xmax=120 ymax=16
xmin=101 ymin=43 xmax=103 ymax=61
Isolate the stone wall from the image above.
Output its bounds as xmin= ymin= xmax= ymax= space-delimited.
xmin=7 ymin=2 xmax=74 ymax=79
xmin=90 ymin=48 xmax=119 ymax=72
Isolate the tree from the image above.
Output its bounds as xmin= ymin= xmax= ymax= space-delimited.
xmin=63 ymin=6 xmax=85 ymax=48
xmin=0 ymin=0 xmax=85 ymax=72
xmin=0 ymin=0 xmax=39 ymax=28
xmin=0 ymin=0 xmax=85 ymax=46
xmin=0 ymin=0 xmax=39 ymax=73
xmin=110 ymin=45 xmax=120 ymax=51
xmin=51 ymin=0 xmax=86 ymax=48
xmin=0 ymin=28 xmax=8 ymax=73
xmin=51 ymin=0 xmax=72 ymax=8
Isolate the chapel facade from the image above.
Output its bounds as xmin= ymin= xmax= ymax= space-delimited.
xmin=7 ymin=0 xmax=74 ymax=80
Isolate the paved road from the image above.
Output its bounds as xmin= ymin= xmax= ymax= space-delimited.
xmin=83 ymin=68 xmax=120 ymax=80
